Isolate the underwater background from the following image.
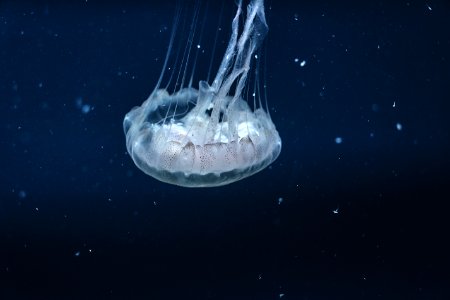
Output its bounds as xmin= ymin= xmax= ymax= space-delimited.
xmin=1 ymin=0 xmax=449 ymax=299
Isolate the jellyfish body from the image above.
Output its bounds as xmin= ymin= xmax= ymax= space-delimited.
xmin=124 ymin=0 xmax=281 ymax=187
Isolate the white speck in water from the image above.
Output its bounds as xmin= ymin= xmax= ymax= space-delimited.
xmin=278 ymin=197 xmax=283 ymax=205
xmin=294 ymin=58 xmax=299 ymax=63
xmin=393 ymin=101 xmax=396 ymax=108
xmin=81 ymin=104 xmax=91 ymax=114
xmin=396 ymin=123 xmax=402 ymax=131
xmin=74 ymin=251 xmax=80 ymax=257
xmin=335 ymin=137 xmax=343 ymax=144
xmin=197 ymin=44 xmax=200 ymax=49
xmin=18 ymin=190 xmax=27 ymax=199
xmin=333 ymin=207 xmax=339 ymax=214
xmin=300 ymin=60 xmax=306 ymax=67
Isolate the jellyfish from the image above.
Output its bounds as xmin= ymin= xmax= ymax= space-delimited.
xmin=123 ymin=0 xmax=281 ymax=187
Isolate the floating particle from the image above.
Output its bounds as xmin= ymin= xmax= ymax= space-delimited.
xmin=74 ymin=251 xmax=80 ymax=257
xmin=396 ymin=123 xmax=402 ymax=131
xmin=75 ymin=97 xmax=92 ymax=114
xmin=81 ymin=104 xmax=91 ymax=114
xmin=18 ymin=190 xmax=27 ymax=199
xmin=300 ymin=60 xmax=306 ymax=67
xmin=278 ymin=197 xmax=283 ymax=205
xmin=335 ymin=137 xmax=343 ymax=144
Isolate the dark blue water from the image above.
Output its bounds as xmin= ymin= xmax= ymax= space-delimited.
xmin=1 ymin=0 xmax=449 ymax=299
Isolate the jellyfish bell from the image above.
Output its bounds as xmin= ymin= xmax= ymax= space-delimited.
xmin=123 ymin=0 xmax=281 ymax=187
